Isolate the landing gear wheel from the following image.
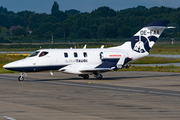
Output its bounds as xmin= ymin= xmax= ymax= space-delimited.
xmin=79 ymin=74 xmax=89 ymax=79
xmin=18 ymin=76 xmax=24 ymax=81
xmin=18 ymin=72 xmax=27 ymax=81
xmin=95 ymin=73 xmax=103 ymax=80
xmin=83 ymin=75 xmax=89 ymax=79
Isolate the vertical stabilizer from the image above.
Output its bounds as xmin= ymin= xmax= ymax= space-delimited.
xmin=117 ymin=20 xmax=170 ymax=53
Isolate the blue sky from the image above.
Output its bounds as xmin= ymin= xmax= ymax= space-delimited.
xmin=1 ymin=0 xmax=180 ymax=14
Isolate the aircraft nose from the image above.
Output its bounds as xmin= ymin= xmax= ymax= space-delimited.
xmin=3 ymin=63 xmax=14 ymax=69
xmin=3 ymin=61 xmax=21 ymax=70
xmin=3 ymin=64 xmax=8 ymax=69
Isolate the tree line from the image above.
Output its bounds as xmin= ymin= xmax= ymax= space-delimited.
xmin=0 ymin=1 xmax=180 ymax=43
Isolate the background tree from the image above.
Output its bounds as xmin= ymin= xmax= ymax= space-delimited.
xmin=54 ymin=27 xmax=65 ymax=39
xmin=65 ymin=9 xmax=80 ymax=16
xmin=0 ymin=14 xmax=8 ymax=27
xmin=97 ymin=23 xmax=117 ymax=38
xmin=51 ymin=1 xmax=60 ymax=15
xmin=28 ymin=13 xmax=48 ymax=30
xmin=0 ymin=3 xmax=180 ymax=41
xmin=90 ymin=24 xmax=98 ymax=38
xmin=8 ymin=15 xmax=25 ymax=28
xmin=76 ymin=28 xmax=91 ymax=38
xmin=32 ymin=29 xmax=42 ymax=38
xmin=119 ymin=26 xmax=132 ymax=38
xmin=43 ymin=31 xmax=53 ymax=39
xmin=17 ymin=11 xmax=34 ymax=27
xmin=12 ymin=28 xmax=27 ymax=36
xmin=163 ymin=23 xmax=180 ymax=37
xmin=91 ymin=6 xmax=116 ymax=17
xmin=0 ymin=36 xmax=11 ymax=43
xmin=1 ymin=27 xmax=10 ymax=36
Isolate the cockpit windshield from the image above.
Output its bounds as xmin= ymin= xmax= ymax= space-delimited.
xmin=28 ymin=51 xmax=40 ymax=57
xmin=39 ymin=51 xmax=49 ymax=57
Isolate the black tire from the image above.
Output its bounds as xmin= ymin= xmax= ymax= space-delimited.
xmin=83 ymin=75 xmax=89 ymax=79
xmin=18 ymin=76 xmax=24 ymax=81
xmin=96 ymin=74 xmax=103 ymax=80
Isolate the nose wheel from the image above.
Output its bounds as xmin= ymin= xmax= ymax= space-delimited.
xmin=18 ymin=72 xmax=27 ymax=81
xmin=18 ymin=76 xmax=24 ymax=81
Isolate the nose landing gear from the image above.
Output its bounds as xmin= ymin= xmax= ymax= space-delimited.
xmin=18 ymin=72 xmax=27 ymax=81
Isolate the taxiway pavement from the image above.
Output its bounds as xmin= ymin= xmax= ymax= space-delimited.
xmin=0 ymin=71 xmax=180 ymax=120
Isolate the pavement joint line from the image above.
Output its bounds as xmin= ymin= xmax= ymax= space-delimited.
xmin=148 ymin=91 xmax=180 ymax=96
xmin=0 ymin=76 xmax=16 ymax=80
xmin=43 ymin=81 xmax=180 ymax=97
xmin=3 ymin=116 xmax=17 ymax=120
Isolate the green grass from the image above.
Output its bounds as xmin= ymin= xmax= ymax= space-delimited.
xmin=131 ymin=56 xmax=180 ymax=64
xmin=119 ymin=65 xmax=180 ymax=73
xmin=0 ymin=54 xmax=26 ymax=73
xmin=150 ymin=43 xmax=180 ymax=54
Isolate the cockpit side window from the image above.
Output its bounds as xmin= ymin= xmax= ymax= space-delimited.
xmin=39 ymin=51 xmax=49 ymax=57
xmin=28 ymin=51 xmax=40 ymax=57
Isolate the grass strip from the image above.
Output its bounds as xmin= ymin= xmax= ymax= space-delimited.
xmin=118 ymin=65 xmax=180 ymax=73
xmin=131 ymin=56 xmax=180 ymax=64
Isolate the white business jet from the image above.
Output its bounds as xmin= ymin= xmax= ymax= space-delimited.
xmin=3 ymin=20 xmax=173 ymax=81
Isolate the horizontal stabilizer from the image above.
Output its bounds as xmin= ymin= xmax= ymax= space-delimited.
xmin=147 ymin=26 xmax=175 ymax=30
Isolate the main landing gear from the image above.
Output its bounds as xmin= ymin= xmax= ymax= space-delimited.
xmin=79 ymin=73 xmax=103 ymax=80
xmin=94 ymin=73 xmax=103 ymax=80
xmin=79 ymin=74 xmax=89 ymax=79
xmin=18 ymin=72 xmax=27 ymax=81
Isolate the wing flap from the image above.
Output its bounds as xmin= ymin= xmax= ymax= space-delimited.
xmin=80 ymin=57 xmax=132 ymax=73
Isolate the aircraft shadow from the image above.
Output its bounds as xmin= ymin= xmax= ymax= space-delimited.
xmin=26 ymin=73 xmax=180 ymax=82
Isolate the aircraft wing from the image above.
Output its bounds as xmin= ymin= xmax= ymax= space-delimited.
xmin=80 ymin=56 xmax=133 ymax=73
xmin=80 ymin=59 xmax=120 ymax=72
xmin=80 ymin=68 xmax=112 ymax=72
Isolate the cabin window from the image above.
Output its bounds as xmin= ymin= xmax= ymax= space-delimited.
xmin=74 ymin=52 xmax=78 ymax=57
xmin=39 ymin=51 xmax=49 ymax=57
xmin=64 ymin=52 xmax=68 ymax=58
xmin=28 ymin=51 xmax=40 ymax=57
xmin=83 ymin=52 xmax=87 ymax=57
xmin=154 ymin=31 xmax=156 ymax=34
xmin=157 ymin=31 xmax=159 ymax=34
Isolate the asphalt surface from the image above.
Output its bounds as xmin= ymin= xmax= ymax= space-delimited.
xmin=0 ymin=71 xmax=180 ymax=120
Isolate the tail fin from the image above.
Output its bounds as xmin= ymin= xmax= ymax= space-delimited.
xmin=117 ymin=20 xmax=170 ymax=53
